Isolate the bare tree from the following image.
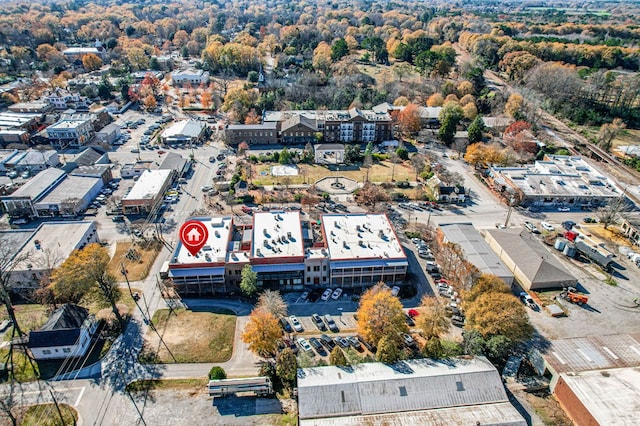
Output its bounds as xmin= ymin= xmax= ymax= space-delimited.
xmin=597 ymin=196 xmax=631 ymax=230
xmin=256 ymin=290 xmax=288 ymax=318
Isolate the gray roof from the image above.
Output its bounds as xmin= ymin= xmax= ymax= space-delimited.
xmin=71 ymin=164 xmax=111 ymax=177
xmin=226 ymin=122 xmax=277 ymax=131
xmin=542 ymin=334 xmax=640 ymax=375
xmin=298 ymin=357 xmax=517 ymax=421
xmin=300 ymin=402 xmax=526 ymax=426
xmin=439 ymin=223 xmax=513 ymax=283
xmin=96 ymin=123 xmax=120 ymax=134
xmin=281 ymin=114 xmax=317 ymax=132
xmin=315 ymin=143 xmax=344 ymax=151
xmin=36 ymin=175 xmax=100 ymax=204
xmin=4 ymin=168 xmax=66 ymax=200
xmin=158 ymin=152 xmax=187 ymax=172
xmin=485 ymin=228 xmax=577 ymax=289
xmin=73 ymin=147 xmax=104 ymax=166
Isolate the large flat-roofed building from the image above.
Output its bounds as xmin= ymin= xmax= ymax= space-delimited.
xmin=0 ymin=221 xmax=99 ymax=294
xmin=263 ymin=108 xmax=392 ymax=144
xmin=489 ymin=155 xmax=623 ymax=209
xmin=322 ymin=213 xmax=407 ymax=287
xmin=485 ymin=228 xmax=577 ymax=290
xmin=532 ymin=334 xmax=640 ymax=426
xmin=168 ymin=216 xmax=233 ymax=294
xmin=160 ymin=119 xmax=206 ymax=146
xmin=33 ymin=175 xmax=102 ymax=217
xmin=164 ymin=212 xmax=407 ymax=295
xmin=252 ymin=211 xmax=305 ymax=290
xmin=1 ymin=168 xmax=66 ymax=218
xmin=5 ymin=149 xmax=61 ymax=175
xmin=439 ymin=223 xmax=514 ymax=285
xmin=297 ymin=357 xmax=526 ymax=425
xmin=122 ymin=169 xmax=173 ymax=214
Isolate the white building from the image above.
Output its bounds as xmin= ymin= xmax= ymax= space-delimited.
xmin=44 ymin=91 xmax=90 ymax=110
xmin=122 ymin=169 xmax=173 ymax=214
xmin=160 ymin=119 xmax=206 ymax=145
xmin=170 ymin=69 xmax=210 ymax=86
xmin=28 ymin=304 xmax=99 ymax=361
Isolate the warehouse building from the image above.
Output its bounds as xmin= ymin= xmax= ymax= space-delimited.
xmin=297 ymin=357 xmax=526 ymax=425
xmin=439 ymin=223 xmax=514 ymax=285
xmin=485 ymin=227 xmax=577 ymax=290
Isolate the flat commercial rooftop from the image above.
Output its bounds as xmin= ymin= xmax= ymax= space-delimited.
xmin=47 ymin=119 xmax=88 ymax=130
xmin=560 ymin=368 xmax=640 ymax=425
xmin=124 ymin=169 xmax=172 ymax=202
xmin=173 ymin=216 xmax=232 ymax=264
xmin=440 ymin=223 xmax=514 ymax=284
xmin=13 ymin=221 xmax=96 ymax=270
xmin=5 ymin=168 xmax=66 ymax=200
xmin=35 ymin=175 xmax=99 ymax=205
xmin=492 ymin=155 xmax=622 ymax=199
xmin=252 ymin=211 xmax=304 ymax=259
xmin=322 ymin=213 xmax=405 ymax=261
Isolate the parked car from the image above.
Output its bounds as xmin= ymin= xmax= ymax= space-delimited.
xmin=201 ymin=185 xmax=212 ymax=192
xmin=519 ymin=292 xmax=538 ymax=310
xmin=331 ymin=288 xmax=343 ymax=300
xmin=297 ymin=338 xmax=314 ymax=354
xmin=320 ymin=288 xmax=332 ymax=301
xmin=208 ymin=156 xmax=216 ymax=163
xmin=405 ymin=314 xmax=415 ymax=326
xmin=402 ymin=333 xmax=415 ymax=346
xmin=308 ymin=337 xmax=325 ymax=353
xmin=323 ymin=314 xmax=339 ymax=332
xmin=300 ymin=290 xmax=309 ymax=300
xmin=583 ymin=217 xmax=598 ymax=223
xmin=357 ymin=335 xmax=375 ymax=352
xmin=347 ymin=336 xmax=363 ymax=351
xmin=336 ymin=337 xmax=350 ymax=348
xmin=562 ymin=221 xmax=577 ymax=230
xmin=557 ymin=206 xmax=571 ymax=212
xmin=451 ymin=315 xmax=465 ymax=327
xmin=540 ymin=221 xmax=555 ymax=232
xmin=391 ymin=286 xmax=401 ymax=297
xmin=289 ymin=315 xmax=303 ymax=332
xmin=320 ymin=334 xmax=336 ymax=349
xmin=279 ymin=317 xmax=292 ymax=333
xmin=311 ymin=313 xmax=326 ymax=331
xmin=524 ymin=221 xmax=540 ymax=234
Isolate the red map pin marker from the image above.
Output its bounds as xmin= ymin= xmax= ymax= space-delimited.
xmin=179 ymin=220 xmax=209 ymax=256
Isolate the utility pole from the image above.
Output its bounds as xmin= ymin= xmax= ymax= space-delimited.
xmin=504 ymin=196 xmax=515 ymax=228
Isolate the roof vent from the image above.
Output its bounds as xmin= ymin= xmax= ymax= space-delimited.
xmin=256 ymin=248 xmax=262 ymax=256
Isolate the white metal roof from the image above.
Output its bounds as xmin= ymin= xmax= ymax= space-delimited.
xmin=298 ymin=358 xmax=520 ymax=421
xmin=161 ymin=119 xmax=204 ymax=139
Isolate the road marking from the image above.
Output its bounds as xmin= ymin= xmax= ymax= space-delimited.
xmin=74 ymin=386 xmax=86 ymax=406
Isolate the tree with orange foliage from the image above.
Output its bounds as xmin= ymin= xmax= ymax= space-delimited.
xmin=143 ymin=94 xmax=157 ymax=111
xmin=82 ymin=53 xmax=102 ymax=72
xmin=201 ymin=90 xmax=213 ymax=109
xmin=241 ymin=307 xmax=282 ymax=357
xmin=244 ymin=109 xmax=261 ymax=124
xmin=356 ymin=283 xmax=408 ymax=347
xmin=426 ymin=93 xmax=444 ymax=107
xmin=397 ymin=104 xmax=422 ymax=136
xmin=416 ymin=296 xmax=449 ymax=339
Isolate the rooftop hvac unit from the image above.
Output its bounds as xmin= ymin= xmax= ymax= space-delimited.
xmin=215 ymin=230 xmax=220 ymax=237
xmin=256 ymin=248 xmax=261 ymax=256
xmin=287 ymin=232 xmax=292 ymax=239
xmin=263 ymin=239 xmax=268 ymax=247
xmin=343 ymin=241 xmax=348 ymax=248
xmin=263 ymin=228 xmax=268 ymax=236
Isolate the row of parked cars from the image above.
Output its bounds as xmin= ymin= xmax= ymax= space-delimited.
xmin=294 ymin=334 xmax=365 ymax=357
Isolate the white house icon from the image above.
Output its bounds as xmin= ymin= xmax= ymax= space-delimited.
xmin=186 ymin=228 xmax=201 ymax=242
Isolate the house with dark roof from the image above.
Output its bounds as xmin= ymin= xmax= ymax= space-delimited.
xmin=485 ymin=228 xmax=577 ymax=290
xmin=28 ymin=304 xmax=98 ymax=360
xmin=426 ymin=176 xmax=466 ymax=203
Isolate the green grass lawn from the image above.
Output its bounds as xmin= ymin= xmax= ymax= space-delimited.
xmin=19 ymin=403 xmax=77 ymax=426
xmin=143 ymin=308 xmax=236 ymax=363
